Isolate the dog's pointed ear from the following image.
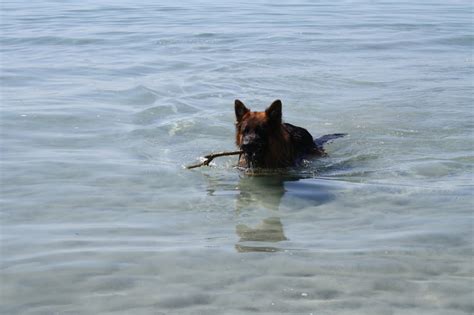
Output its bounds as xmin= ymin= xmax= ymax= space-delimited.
xmin=235 ymin=99 xmax=249 ymax=122
xmin=265 ymin=99 xmax=282 ymax=123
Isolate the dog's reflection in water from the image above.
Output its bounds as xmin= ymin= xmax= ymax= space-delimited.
xmin=234 ymin=174 xmax=290 ymax=253
xmin=234 ymin=171 xmax=336 ymax=252
xmin=202 ymin=169 xmax=335 ymax=252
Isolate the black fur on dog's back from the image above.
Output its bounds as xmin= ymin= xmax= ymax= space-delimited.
xmin=283 ymin=123 xmax=321 ymax=156
xmin=284 ymin=123 xmax=346 ymax=159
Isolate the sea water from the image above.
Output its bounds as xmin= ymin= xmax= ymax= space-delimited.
xmin=1 ymin=0 xmax=473 ymax=314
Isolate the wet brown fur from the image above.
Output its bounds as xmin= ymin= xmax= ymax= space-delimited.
xmin=235 ymin=99 xmax=322 ymax=169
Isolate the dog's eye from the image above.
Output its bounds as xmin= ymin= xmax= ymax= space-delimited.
xmin=243 ymin=126 xmax=250 ymax=133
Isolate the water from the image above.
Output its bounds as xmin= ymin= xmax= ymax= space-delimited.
xmin=1 ymin=0 xmax=473 ymax=314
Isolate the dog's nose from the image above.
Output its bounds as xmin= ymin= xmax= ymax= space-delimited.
xmin=241 ymin=137 xmax=259 ymax=152
xmin=241 ymin=142 xmax=256 ymax=151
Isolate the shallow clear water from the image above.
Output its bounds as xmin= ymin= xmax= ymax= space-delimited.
xmin=1 ymin=0 xmax=473 ymax=314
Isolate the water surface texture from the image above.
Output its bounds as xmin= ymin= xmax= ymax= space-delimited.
xmin=1 ymin=0 xmax=473 ymax=314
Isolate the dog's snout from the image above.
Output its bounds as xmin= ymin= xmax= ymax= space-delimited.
xmin=241 ymin=134 xmax=260 ymax=151
xmin=241 ymin=142 xmax=256 ymax=151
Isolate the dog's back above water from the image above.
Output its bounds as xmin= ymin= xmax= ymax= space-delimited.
xmin=234 ymin=99 xmax=345 ymax=169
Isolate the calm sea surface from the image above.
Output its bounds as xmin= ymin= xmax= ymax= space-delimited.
xmin=1 ymin=0 xmax=473 ymax=314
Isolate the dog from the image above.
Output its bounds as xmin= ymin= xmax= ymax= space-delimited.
xmin=234 ymin=99 xmax=345 ymax=168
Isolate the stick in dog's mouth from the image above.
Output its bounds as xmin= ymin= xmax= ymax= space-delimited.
xmin=186 ymin=150 xmax=243 ymax=169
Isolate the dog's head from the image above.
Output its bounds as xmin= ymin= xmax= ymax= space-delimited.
xmin=234 ymin=99 xmax=282 ymax=167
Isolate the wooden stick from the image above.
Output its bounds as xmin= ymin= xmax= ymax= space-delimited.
xmin=186 ymin=150 xmax=243 ymax=169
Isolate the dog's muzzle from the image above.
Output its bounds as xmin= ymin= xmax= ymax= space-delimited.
xmin=241 ymin=141 xmax=261 ymax=154
xmin=240 ymin=143 xmax=264 ymax=167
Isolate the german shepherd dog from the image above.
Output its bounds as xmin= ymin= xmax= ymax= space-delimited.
xmin=235 ymin=99 xmax=345 ymax=169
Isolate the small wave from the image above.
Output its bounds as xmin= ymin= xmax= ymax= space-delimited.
xmin=0 ymin=36 xmax=107 ymax=46
xmin=133 ymin=100 xmax=200 ymax=126
xmin=98 ymin=85 xmax=160 ymax=107
xmin=432 ymin=34 xmax=474 ymax=47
